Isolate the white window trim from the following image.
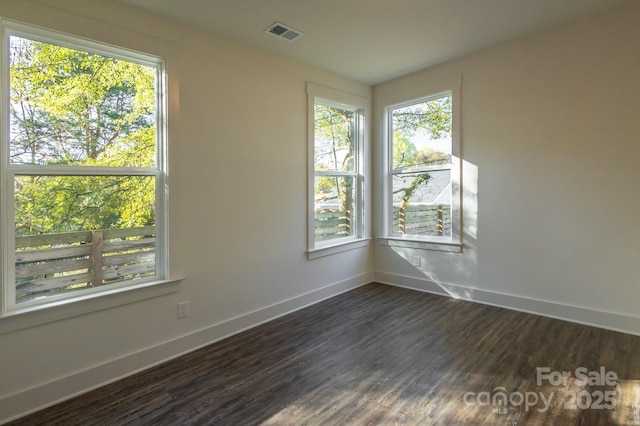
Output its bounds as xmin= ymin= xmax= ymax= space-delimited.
xmin=0 ymin=19 xmax=175 ymax=318
xmin=0 ymin=278 xmax=182 ymax=335
xmin=306 ymin=82 xmax=370 ymax=259
xmin=377 ymin=75 xmax=462 ymax=252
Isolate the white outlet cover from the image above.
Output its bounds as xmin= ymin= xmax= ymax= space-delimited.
xmin=177 ymin=301 xmax=189 ymax=318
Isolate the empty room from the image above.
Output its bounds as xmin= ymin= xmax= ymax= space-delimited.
xmin=0 ymin=0 xmax=639 ymax=424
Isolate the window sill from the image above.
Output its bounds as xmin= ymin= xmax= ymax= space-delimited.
xmin=0 ymin=278 xmax=183 ymax=335
xmin=308 ymin=238 xmax=371 ymax=260
xmin=378 ymin=237 xmax=462 ymax=253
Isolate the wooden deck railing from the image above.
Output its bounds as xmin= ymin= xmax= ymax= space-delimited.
xmin=393 ymin=204 xmax=451 ymax=236
xmin=315 ymin=209 xmax=351 ymax=241
xmin=315 ymin=205 xmax=451 ymax=240
xmin=15 ymin=226 xmax=155 ymax=301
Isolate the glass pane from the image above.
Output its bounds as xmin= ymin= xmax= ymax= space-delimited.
xmin=392 ymin=169 xmax=451 ymax=237
xmin=314 ymin=175 xmax=355 ymax=241
xmin=391 ymin=95 xmax=452 ymax=170
xmin=314 ymin=103 xmax=356 ymax=172
xmin=14 ymin=175 xmax=156 ymax=303
xmin=9 ymin=35 xmax=157 ymax=167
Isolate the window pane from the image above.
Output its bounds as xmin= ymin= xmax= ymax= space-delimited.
xmin=391 ymin=95 xmax=452 ymax=170
xmin=392 ymin=169 xmax=451 ymax=237
xmin=9 ymin=36 xmax=156 ymax=167
xmin=14 ymin=175 xmax=156 ymax=303
xmin=314 ymin=175 xmax=355 ymax=241
xmin=314 ymin=104 xmax=355 ymax=172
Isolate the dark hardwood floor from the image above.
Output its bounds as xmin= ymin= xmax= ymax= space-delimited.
xmin=8 ymin=283 xmax=640 ymax=425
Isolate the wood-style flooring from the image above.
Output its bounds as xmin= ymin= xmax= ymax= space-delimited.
xmin=7 ymin=283 xmax=640 ymax=425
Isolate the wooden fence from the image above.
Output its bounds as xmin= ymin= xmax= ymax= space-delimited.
xmin=15 ymin=226 xmax=155 ymax=302
xmin=315 ymin=209 xmax=351 ymax=241
xmin=393 ymin=204 xmax=451 ymax=236
xmin=315 ymin=205 xmax=451 ymax=240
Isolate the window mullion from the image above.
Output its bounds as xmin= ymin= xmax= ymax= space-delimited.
xmin=2 ymin=170 xmax=17 ymax=315
xmin=9 ymin=166 xmax=158 ymax=176
xmin=314 ymin=170 xmax=356 ymax=177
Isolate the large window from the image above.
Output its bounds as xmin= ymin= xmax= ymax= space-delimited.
xmin=381 ymin=77 xmax=461 ymax=250
xmin=1 ymin=22 xmax=167 ymax=313
xmin=307 ymin=83 xmax=368 ymax=257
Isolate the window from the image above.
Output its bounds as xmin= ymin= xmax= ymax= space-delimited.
xmin=1 ymin=22 xmax=167 ymax=314
xmin=380 ymin=77 xmax=461 ymax=251
xmin=307 ymin=83 xmax=368 ymax=257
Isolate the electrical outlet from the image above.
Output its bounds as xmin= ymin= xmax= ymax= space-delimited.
xmin=409 ymin=255 xmax=421 ymax=267
xmin=177 ymin=301 xmax=190 ymax=318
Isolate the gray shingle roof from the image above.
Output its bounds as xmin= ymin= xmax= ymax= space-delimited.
xmin=392 ymin=169 xmax=451 ymax=205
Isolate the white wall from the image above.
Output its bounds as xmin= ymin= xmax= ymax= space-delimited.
xmin=374 ymin=4 xmax=640 ymax=334
xmin=0 ymin=0 xmax=372 ymax=422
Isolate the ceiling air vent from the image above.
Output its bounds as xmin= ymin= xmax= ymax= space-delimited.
xmin=265 ymin=22 xmax=304 ymax=41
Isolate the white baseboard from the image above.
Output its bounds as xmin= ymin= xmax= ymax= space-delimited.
xmin=374 ymin=271 xmax=640 ymax=337
xmin=0 ymin=272 xmax=372 ymax=425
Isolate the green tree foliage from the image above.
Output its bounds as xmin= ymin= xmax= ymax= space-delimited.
xmin=10 ymin=36 xmax=157 ymax=236
xmin=393 ymin=135 xmax=450 ymax=169
xmin=392 ymin=134 xmax=418 ymax=169
xmin=392 ymin=96 xmax=451 ymax=141
xmin=418 ymin=147 xmax=451 ymax=167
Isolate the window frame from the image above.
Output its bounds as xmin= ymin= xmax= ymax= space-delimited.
xmin=378 ymin=76 xmax=462 ymax=252
xmin=307 ymin=82 xmax=369 ymax=259
xmin=0 ymin=20 xmax=171 ymax=317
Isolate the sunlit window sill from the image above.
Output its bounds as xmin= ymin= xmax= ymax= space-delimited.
xmin=0 ymin=278 xmax=183 ymax=335
xmin=307 ymin=238 xmax=371 ymax=260
xmin=378 ymin=237 xmax=462 ymax=253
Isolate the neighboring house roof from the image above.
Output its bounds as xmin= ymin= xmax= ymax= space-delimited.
xmin=392 ymin=169 xmax=451 ymax=205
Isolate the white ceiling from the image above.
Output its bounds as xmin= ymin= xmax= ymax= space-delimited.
xmin=116 ymin=0 xmax=634 ymax=85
